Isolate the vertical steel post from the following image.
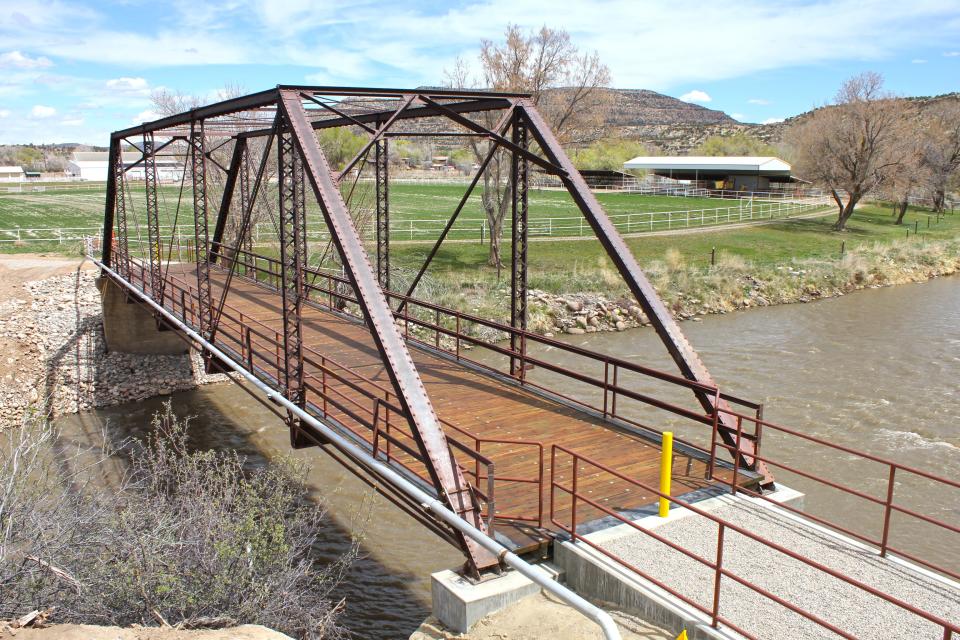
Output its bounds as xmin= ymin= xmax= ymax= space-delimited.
xmin=102 ymin=138 xmax=119 ymax=269
xmin=277 ymin=121 xmax=308 ymax=448
xmin=375 ymin=137 xmax=390 ymax=291
xmin=239 ymin=147 xmax=253 ymax=254
xmin=143 ymin=132 xmax=163 ymax=299
xmin=111 ymin=140 xmax=129 ymax=277
xmin=190 ymin=122 xmax=213 ymax=338
xmin=510 ymin=113 xmax=529 ymax=378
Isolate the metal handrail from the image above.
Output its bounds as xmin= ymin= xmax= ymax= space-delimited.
xmin=92 ymin=253 xmax=622 ymax=640
xmin=550 ymin=444 xmax=960 ymax=640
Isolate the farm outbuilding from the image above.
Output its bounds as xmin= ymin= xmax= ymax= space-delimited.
xmin=0 ymin=166 xmax=25 ymax=182
xmin=68 ymin=151 xmax=184 ymax=182
xmin=623 ymin=156 xmax=798 ymax=192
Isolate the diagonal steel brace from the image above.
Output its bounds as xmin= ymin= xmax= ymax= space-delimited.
xmin=277 ymin=89 xmax=499 ymax=574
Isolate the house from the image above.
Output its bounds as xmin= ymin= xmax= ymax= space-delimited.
xmin=0 ymin=166 xmax=25 ymax=182
xmin=68 ymin=151 xmax=184 ymax=182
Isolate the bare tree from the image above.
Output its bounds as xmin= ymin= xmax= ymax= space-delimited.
xmin=919 ymin=100 xmax=960 ymax=212
xmin=448 ymin=25 xmax=612 ymax=266
xmin=884 ymin=104 xmax=929 ymax=224
xmin=789 ymin=72 xmax=900 ymax=231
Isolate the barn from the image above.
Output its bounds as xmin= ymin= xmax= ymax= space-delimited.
xmin=623 ymin=156 xmax=798 ymax=192
xmin=68 ymin=151 xmax=184 ymax=182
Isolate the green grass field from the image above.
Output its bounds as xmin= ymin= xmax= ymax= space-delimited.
xmin=0 ymin=182 xmax=777 ymax=248
xmin=390 ymin=203 xmax=960 ymax=294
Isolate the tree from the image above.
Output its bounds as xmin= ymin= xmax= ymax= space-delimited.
xmin=694 ymin=131 xmax=778 ymax=157
xmin=919 ymin=100 xmax=960 ymax=213
xmin=448 ymin=24 xmax=612 ymax=266
xmin=883 ymin=105 xmax=929 ymax=224
xmin=571 ymin=138 xmax=652 ymax=171
xmin=789 ymin=72 xmax=900 ymax=231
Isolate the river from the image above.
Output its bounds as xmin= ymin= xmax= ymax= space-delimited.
xmin=55 ymin=276 xmax=960 ymax=639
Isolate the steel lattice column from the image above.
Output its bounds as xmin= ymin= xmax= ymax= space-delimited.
xmin=112 ymin=140 xmax=130 ymax=277
xmin=239 ymin=149 xmax=253 ymax=253
xmin=143 ymin=133 xmax=163 ymax=299
xmin=375 ymin=137 xmax=389 ymax=290
xmin=510 ymin=116 xmax=529 ymax=378
xmin=277 ymin=123 xmax=308 ymax=446
xmin=190 ymin=123 xmax=213 ymax=337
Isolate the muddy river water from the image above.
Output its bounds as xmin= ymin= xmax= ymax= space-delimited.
xmin=57 ymin=276 xmax=960 ymax=638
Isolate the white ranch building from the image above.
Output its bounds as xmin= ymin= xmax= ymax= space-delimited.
xmin=0 ymin=166 xmax=25 ymax=182
xmin=623 ymin=156 xmax=797 ymax=191
xmin=68 ymin=151 xmax=184 ymax=182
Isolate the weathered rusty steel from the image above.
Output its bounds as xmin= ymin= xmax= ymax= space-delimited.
xmin=277 ymin=89 xmax=497 ymax=573
xmin=336 ymin=94 xmax=415 ymax=182
xmin=101 ymin=138 xmax=121 ymax=271
xmin=210 ymin=138 xmax=247 ymax=264
xmin=143 ymin=132 xmax=164 ymax=300
xmin=510 ymin=112 xmax=529 ymax=378
xmin=375 ymin=137 xmax=389 ymax=291
xmin=190 ymin=122 xmax=213 ymax=338
xmin=517 ymin=100 xmax=771 ymax=484
xmin=277 ymin=116 xmax=308 ymax=446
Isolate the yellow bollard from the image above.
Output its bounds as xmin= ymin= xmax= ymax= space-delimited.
xmin=676 ymin=630 xmax=688 ymax=640
xmin=659 ymin=431 xmax=673 ymax=518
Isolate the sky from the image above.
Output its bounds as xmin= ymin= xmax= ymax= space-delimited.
xmin=0 ymin=0 xmax=958 ymax=145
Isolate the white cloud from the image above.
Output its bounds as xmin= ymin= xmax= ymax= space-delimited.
xmin=761 ymin=117 xmax=785 ymax=124
xmin=0 ymin=109 xmax=10 ymax=118
xmin=911 ymin=58 xmax=928 ymax=64
xmin=748 ymin=98 xmax=770 ymax=105
xmin=106 ymin=77 xmax=150 ymax=92
xmin=132 ymin=109 xmax=162 ymax=124
xmin=0 ymin=50 xmax=53 ymax=69
xmin=944 ymin=51 xmax=960 ymax=57
xmin=30 ymin=105 xmax=57 ymax=118
xmin=61 ymin=117 xmax=84 ymax=126
xmin=679 ymin=89 xmax=712 ymax=103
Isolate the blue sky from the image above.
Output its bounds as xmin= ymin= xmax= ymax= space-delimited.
xmin=1 ymin=0 xmax=958 ymax=145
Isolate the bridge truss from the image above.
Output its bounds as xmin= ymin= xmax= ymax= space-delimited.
xmin=101 ymin=86 xmax=768 ymax=576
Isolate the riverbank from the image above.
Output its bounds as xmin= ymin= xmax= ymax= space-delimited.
xmin=0 ymin=255 xmax=222 ymax=431
xmin=412 ymin=233 xmax=960 ymax=338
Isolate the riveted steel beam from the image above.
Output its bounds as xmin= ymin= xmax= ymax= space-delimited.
xmin=277 ymin=89 xmax=498 ymax=574
xmin=510 ymin=112 xmax=529 ymax=378
xmin=375 ymin=137 xmax=389 ymax=291
xmin=143 ymin=132 xmax=164 ymax=300
xmin=210 ymin=138 xmax=246 ymax=265
xmin=516 ymin=100 xmax=773 ymax=485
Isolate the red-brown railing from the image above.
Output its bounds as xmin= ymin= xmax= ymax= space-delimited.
xmin=550 ymin=445 xmax=960 ymax=640
xmin=712 ymin=405 xmax=960 ymax=582
xmin=112 ymin=247 xmax=546 ymax=533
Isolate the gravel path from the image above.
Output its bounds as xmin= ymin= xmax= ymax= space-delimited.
xmin=599 ymin=496 xmax=960 ymax=639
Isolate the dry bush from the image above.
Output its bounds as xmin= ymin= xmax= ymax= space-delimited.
xmin=0 ymin=403 xmax=353 ymax=639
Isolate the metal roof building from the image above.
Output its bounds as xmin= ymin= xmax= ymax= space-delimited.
xmin=0 ymin=165 xmax=25 ymax=182
xmin=623 ymin=156 xmax=797 ymax=191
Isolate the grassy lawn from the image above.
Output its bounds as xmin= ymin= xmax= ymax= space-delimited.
xmin=0 ymin=182 xmax=779 ymax=251
xmin=390 ymin=204 xmax=960 ymax=295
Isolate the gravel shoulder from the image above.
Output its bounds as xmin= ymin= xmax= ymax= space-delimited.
xmin=1 ymin=624 xmax=293 ymax=640
xmin=598 ymin=495 xmax=960 ymax=639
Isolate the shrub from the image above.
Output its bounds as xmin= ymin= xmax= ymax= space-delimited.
xmin=0 ymin=403 xmax=353 ymax=639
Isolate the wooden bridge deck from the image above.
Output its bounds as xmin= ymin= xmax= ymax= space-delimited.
xmin=159 ymin=263 xmax=731 ymax=550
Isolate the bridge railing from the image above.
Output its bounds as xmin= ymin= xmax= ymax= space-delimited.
xmin=115 ymin=246 xmax=547 ymax=533
xmin=550 ymin=444 xmax=960 ymax=640
xmin=710 ymin=405 xmax=960 ymax=582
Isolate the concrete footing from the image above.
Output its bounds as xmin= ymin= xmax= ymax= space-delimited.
xmin=430 ymin=565 xmax=561 ymax=633
xmin=96 ymin=276 xmax=188 ymax=355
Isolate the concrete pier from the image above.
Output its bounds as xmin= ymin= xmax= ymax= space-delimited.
xmin=96 ymin=277 xmax=187 ymax=355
